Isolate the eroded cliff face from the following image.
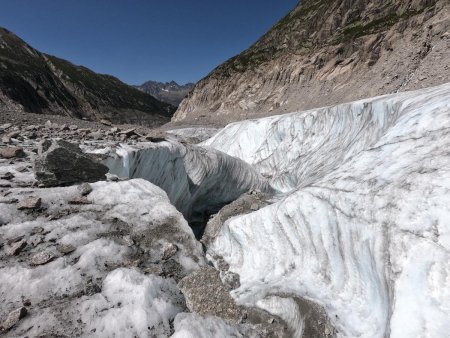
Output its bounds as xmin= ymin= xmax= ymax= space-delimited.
xmin=174 ymin=0 xmax=450 ymax=125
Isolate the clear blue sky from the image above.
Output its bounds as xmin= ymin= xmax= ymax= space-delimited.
xmin=0 ymin=1 xmax=298 ymax=85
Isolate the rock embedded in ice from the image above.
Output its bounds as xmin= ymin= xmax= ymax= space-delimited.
xmin=6 ymin=239 xmax=27 ymax=256
xmin=77 ymin=182 xmax=93 ymax=196
xmin=30 ymin=251 xmax=57 ymax=266
xmin=16 ymin=196 xmax=41 ymax=210
xmin=161 ymin=242 xmax=178 ymax=260
xmin=0 ymin=307 xmax=27 ymax=332
xmin=34 ymin=139 xmax=109 ymax=187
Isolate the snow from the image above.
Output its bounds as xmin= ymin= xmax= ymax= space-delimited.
xmin=203 ymin=83 xmax=450 ymax=337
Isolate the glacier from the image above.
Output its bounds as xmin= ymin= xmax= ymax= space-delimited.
xmin=199 ymin=83 xmax=450 ymax=337
xmin=2 ymin=83 xmax=449 ymax=337
xmin=104 ymin=140 xmax=272 ymax=235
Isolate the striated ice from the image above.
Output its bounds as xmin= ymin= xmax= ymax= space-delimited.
xmin=203 ymin=83 xmax=450 ymax=337
xmin=105 ymin=140 xmax=272 ymax=228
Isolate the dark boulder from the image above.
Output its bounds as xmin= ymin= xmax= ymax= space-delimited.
xmin=34 ymin=139 xmax=108 ymax=187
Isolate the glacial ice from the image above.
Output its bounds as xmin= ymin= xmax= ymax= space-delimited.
xmin=202 ymin=83 xmax=450 ymax=337
xmin=105 ymin=140 xmax=271 ymax=233
xmin=0 ymin=179 xmax=204 ymax=337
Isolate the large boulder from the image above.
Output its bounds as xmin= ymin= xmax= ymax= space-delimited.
xmin=34 ymin=139 xmax=108 ymax=187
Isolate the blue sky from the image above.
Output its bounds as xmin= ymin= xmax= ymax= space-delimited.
xmin=0 ymin=1 xmax=298 ymax=85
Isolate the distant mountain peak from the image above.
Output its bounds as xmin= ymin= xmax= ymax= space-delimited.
xmin=135 ymin=80 xmax=195 ymax=107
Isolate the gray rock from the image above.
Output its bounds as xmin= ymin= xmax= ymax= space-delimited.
xmin=161 ymin=242 xmax=178 ymax=260
xmin=0 ymin=307 xmax=27 ymax=332
xmin=88 ymin=131 xmax=103 ymax=140
xmin=178 ymin=266 xmax=243 ymax=323
xmin=0 ymin=172 xmax=14 ymax=180
xmin=17 ymin=197 xmax=41 ymax=210
xmin=57 ymin=243 xmax=76 ymax=254
xmin=68 ymin=196 xmax=91 ymax=205
xmin=77 ymin=183 xmax=93 ymax=196
xmin=119 ymin=128 xmax=136 ymax=138
xmin=2 ymin=131 xmax=20 ymax=144
xmin=221 ymin=271 xmax=240 ymax=290
xmin=34 ymin=139 xmax=108 ymax=187
xmin=0 ymin=123 xmax=12 ymax=130
xmin=100 ymin=119 xmax=112 ymax=126
xmin=7 ymin=239 xmax=27 ymax=256
xmin=0 ymin=146 xmax=25 ymax=159
xmin=30 ymin=251 xmax=57 ymax=265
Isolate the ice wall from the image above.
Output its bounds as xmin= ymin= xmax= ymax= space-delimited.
xmin=204 ymin=83 xmax=450 ymax=337
xmin=105 ymin=140 xmax=272 ymax=232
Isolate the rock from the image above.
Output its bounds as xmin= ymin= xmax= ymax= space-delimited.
xmin=7 ymin=235 xmax=24 ymax=245
xmin=7 ymin=239 xmax=27 ymax=256
xmin=144 ymin=130 xmax=167 ymax=142
xmin=221 ymin=271 xmax=241 ymax=290
xmin=44 ymin=120 xmax=53 ymax=128
xmin=17 ymin=197 xmax=41 ymax=210
xmin=88 ymin=131 xmax=103 ymax=140
xmin=2 ymin=131 xmax=20 ymax=144
xmin=68 ymin=197 xmax=91 ymax=205
xmin=0 ymin=172 xmax=14 ymax=180
xmin=78 ymin=183 xmax=93 ymax=196
xmin=69 ymin=125 xmax=78 ymax=131
xmin=30 ymin=251 xmax=57 ymax=265
xmin=0 ymin=123 xmax=12 ymax=130
xmin=250 ymin=203 xmax=259 ymax=211
xmin=0 ymin=146 xmax=25 ymax=159
xmin=29 ymin=235 xmax=44 ymax=247
xmin=161 ymin=242 xmax=178 ymax=260
xmin=178 ymin=266 xmax=243 ymax=322
xmin=100 ymin=119 xmax=113 ymax=126
xmin=34 ymin=139 xmax=109 ymax=187
xmin=119 ymin=128 xmax=136 ymax=138
xmin=57 ymin=243 xmax=76 ymax=254
xmin=0 ymin=307 xmax=27 ymax=332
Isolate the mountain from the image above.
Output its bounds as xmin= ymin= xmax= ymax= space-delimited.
xmin=135 ymin=80 xmax=195 ymax=107
xmin=0 ymin=27 xmax=175 ymax=126
xmin=174 ymin=0 xmax=450 ymax=124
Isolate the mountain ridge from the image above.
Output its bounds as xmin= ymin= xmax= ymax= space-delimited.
xmin=174 ymin=0 xmax=450 ymax=125
xmin=0 ymin=27 xmax=175 ymax=126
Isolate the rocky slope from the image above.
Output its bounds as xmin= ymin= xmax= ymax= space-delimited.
xmin=174 ymin=0 xmax=450 ymax=125
xmin=0 ymin=27 xmax=174 ymax=126
xmin=136 ymin=81 xmax=195 ymax=107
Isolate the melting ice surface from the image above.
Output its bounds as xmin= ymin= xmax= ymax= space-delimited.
xmin=200 ymin=83 xmax=450 ymax=337
xmin=99 ymin=83 xmax=450 ymax=337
